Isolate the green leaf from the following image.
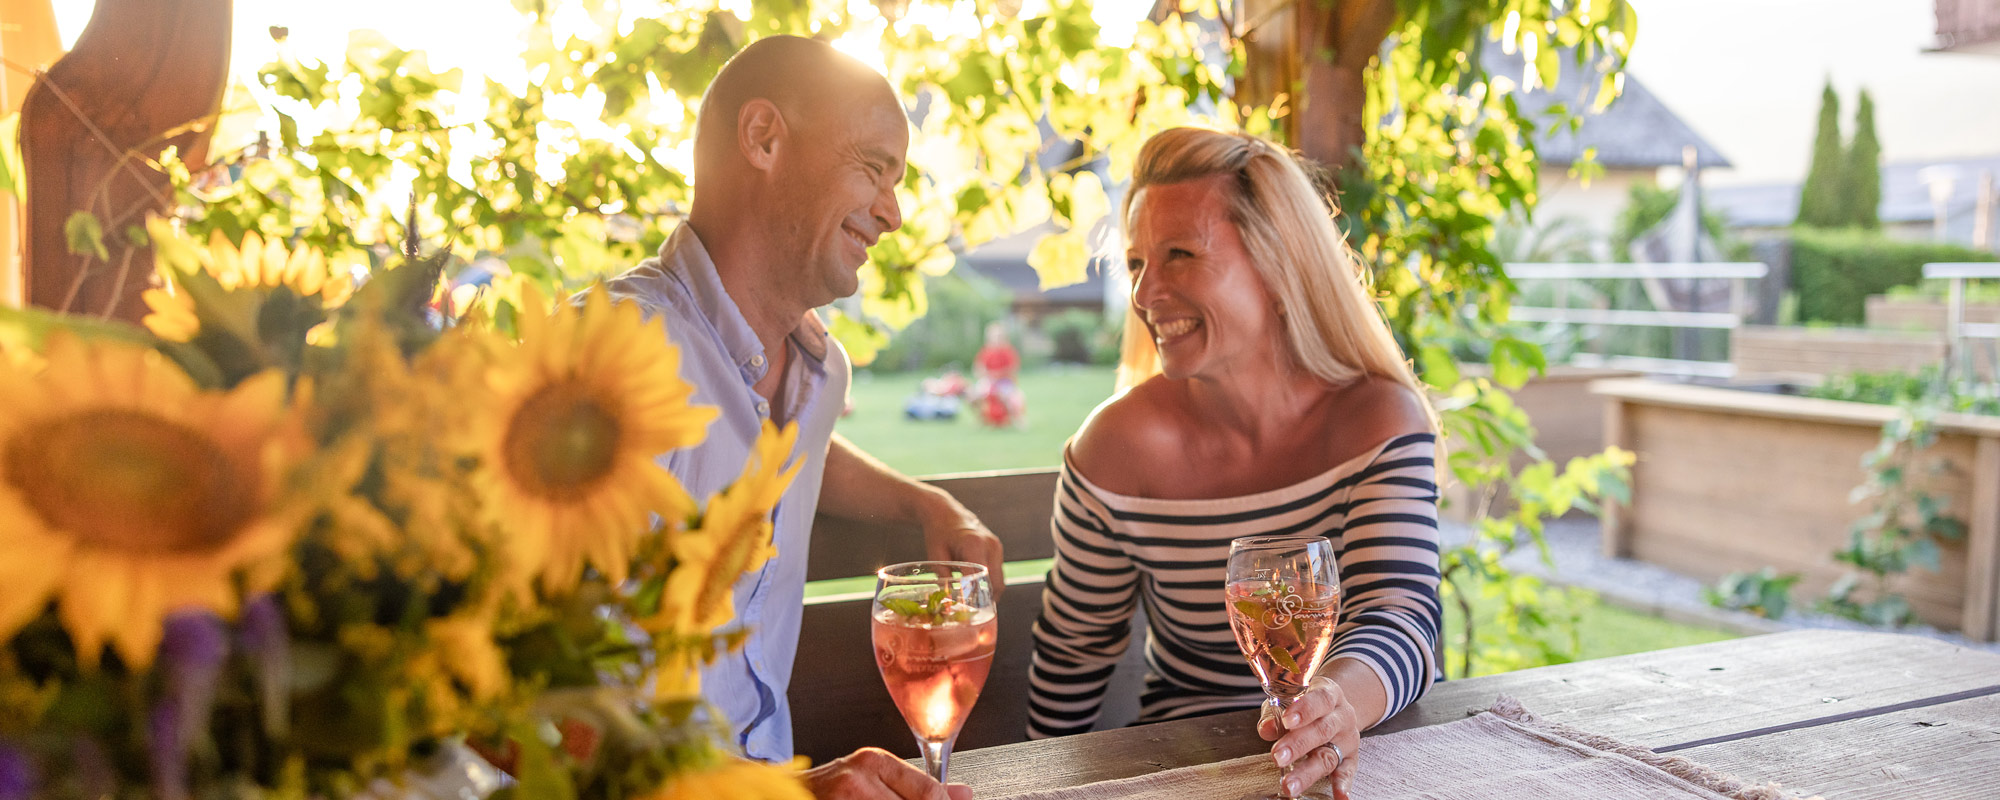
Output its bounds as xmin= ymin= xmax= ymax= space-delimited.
xmin=1231 ymin=599 xmax=1262 ymax=621
xmin=1417 ymin=344 xmax=1460 ymax=389
xmin=881 ymin=598 xmax=926 ymax=619
xmin=65 ymin=211 xmax=110 ymax=261
xmin=0 ymin=113 xmax=21 ymax=199
xmin=825 ymin=309 xmax=889 ymax=368
xmin=506 ymin=720 xmax=577 ymax=800
xmin=1266 ymin=644 xmax=1299 ymax=675
xmin=0 ymin=304 xmax=155 ymax=350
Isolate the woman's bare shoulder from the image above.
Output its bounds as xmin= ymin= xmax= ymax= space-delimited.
xmin=1068 ymin=377 xmax=1185 ymax=494
xmin=1329 ymin=376 xmax=1434 ymax=447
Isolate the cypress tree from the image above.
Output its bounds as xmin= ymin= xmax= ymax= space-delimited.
xmin=1796 ymin=80 xmax=1846 ymax=228
xmin=1846 ymin=89 xmax=1882 ymax=229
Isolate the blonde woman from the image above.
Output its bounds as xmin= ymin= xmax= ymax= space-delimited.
xmin=1026 ymin=128 xmax=1442 ymax=800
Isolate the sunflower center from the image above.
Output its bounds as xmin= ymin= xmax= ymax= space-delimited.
xmin=5 ymin=410 xmax=258 ymax=553
xmin=503 ymin=379 xmax=623 ymax=500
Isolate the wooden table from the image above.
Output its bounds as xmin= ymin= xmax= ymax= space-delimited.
xmin=948 ymin=630 xmax=2000 ymax=799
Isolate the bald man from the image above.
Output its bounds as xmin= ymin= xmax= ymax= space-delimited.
xmin=603 ymin=35 xmax=1003 ymax=800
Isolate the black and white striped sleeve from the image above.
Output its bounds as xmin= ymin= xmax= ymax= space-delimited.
xmin=1026 ymin=464 xmax=1138 ymax=739
xmin=1327 ymin=432 xmax=1443 ymax=726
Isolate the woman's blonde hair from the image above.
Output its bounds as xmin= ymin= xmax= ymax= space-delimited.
xmin=1115 ymin=127 xmax=1436 ymax=432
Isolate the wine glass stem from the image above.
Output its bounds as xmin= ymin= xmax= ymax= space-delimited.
xmin=918 ymin=736 xmax=952 ymax=784
xmin=1269 ymin=695 xmax=1297 ymax=798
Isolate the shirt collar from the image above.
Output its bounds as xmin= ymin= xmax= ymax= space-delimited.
xmin=662 ymin=224 xmax=831 ymax=369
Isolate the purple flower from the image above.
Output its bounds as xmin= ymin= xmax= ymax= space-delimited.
xmin=151 ymin=613 xmax=229 ymax=800
xmin=240 ymin=594 xmax=292 ymax=736
xmin=0 ymin=742 xmax=35 ymax=800
xmin=149 ymin=703 xmax=186 ymax=800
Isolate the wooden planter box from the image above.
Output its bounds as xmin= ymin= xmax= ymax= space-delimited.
xmin=1864 ymin=296 xmax=2000 ymax=332
xmin=1730 ymin=325 xmax=1945 ymax=378
xmin=1595 ymin=378 xmax=2000 ymax=640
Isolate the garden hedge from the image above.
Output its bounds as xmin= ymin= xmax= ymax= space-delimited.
xmin=1791 ymin=228 xmax=1997 ymax=324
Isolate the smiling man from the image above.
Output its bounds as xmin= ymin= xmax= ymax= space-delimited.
xmin=602 ymin=35 xmax=1004 ymax=800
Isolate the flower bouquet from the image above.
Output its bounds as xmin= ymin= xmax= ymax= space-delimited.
xmin=0 ymin=216 xmax=809 ymax=799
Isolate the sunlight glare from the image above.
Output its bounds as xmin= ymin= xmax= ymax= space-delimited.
xmin=831 ymin=0 xmax=892 ymax=76
xmin=1092 ymin=0 xmax=1151 ymax=49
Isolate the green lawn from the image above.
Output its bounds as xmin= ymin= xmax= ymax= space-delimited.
xmin=837 ymin=365 xmax=1118 ymax=475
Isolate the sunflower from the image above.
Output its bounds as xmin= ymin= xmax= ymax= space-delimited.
xmin=640 ymin=756 xmax=811 ymax=800
xmin=471 ymin=287 xmax=715 ymax=594
xmin=0 ymin=335 xmax=307 ymax=669
xmin=652 ymin=421 xmax=800 ymax=638
xmin=141 ymin=220 xmax=356 ymax=344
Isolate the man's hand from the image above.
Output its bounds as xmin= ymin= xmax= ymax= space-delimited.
xmin=801 ymin=747 xmax=972 ymax=800
xmin=1257 ymin=677 xmax=1361 ymax=800
xmin=922 ymin=518 xmax=1005 ymax=596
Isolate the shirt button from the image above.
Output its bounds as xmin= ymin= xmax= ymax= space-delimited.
xmin=756 ymin=401 xmax=770 ymax=417
xmin=749 ymin=354 xmax=766 ymax=368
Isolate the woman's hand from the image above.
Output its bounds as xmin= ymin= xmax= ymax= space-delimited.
xmin=1258 ymin=676 xmax=1361 ymax=799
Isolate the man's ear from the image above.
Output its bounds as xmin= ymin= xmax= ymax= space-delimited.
xmin=738 ymin=98 xmax=786 ymax=171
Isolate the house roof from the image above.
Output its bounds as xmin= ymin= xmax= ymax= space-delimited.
xmin=960 ymin=220 xmax=1111 ymax=305
xmin=1484 ymin=47 xmax=1733 ymax=169
xmin=1707 ymin=153 xmax=2000 ymax=228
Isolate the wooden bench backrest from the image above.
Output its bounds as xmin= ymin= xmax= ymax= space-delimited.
xmin=804 ymin=468 xmax=1063 ymax=582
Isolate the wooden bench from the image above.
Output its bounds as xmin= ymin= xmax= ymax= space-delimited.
xmin=787 ymin=468 xmax=1152 ymax=764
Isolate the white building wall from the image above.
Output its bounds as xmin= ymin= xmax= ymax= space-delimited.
xmin=1531 ymin=166 xmax=1658 ymax=260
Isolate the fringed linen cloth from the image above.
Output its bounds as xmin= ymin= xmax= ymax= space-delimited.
xmin=994 ymin=696 xmax=1823 ymax=800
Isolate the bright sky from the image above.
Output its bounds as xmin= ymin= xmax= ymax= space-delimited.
xmin=48 ymin=0 xmax=2000 ymax=188
xmin=1627 ymin=0 xmax=2000 ymax=186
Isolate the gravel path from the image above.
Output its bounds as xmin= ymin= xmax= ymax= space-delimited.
xmin=1439 ymin=515 xmax=2000 ymax=655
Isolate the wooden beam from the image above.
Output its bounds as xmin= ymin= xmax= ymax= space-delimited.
xmin=0 ymin=0 xmax=64 ymax=308
xmin=1963 ymin=436 xmax=2000 ymax=641
xmin=18 ymin=0 xmax=230 ymax=322
xmin=1599 ymin=392 xmax=1629 ymax=558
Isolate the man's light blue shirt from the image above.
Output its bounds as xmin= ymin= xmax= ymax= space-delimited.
xmin=603 ymin=225 xmax=850 ymax=763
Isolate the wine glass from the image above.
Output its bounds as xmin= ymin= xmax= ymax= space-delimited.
xmin=1226 ymin=535 xmax=1342 ymax=800
xmin=871 ymin=561 xmax=998 ymax=785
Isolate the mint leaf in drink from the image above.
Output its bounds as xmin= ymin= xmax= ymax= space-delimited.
xmin=883 ymin=598 xmax=927 ymax=619
xmin=1232 ymin=599 xmax=1263 ymax=621
xmin=926 ymin=588 xmax=948 ymax=615
xmin=1267 ymin=645 xmax=1300 ymax=674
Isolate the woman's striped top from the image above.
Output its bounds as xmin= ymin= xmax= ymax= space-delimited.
xmin=1026 ymin=432 xmax=1442 ymax=739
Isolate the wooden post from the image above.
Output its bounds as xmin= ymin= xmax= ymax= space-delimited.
xmin=1 ymin=0 xmax=65 ymax=308
xmin=1599 ymin=389 xmax=1629 ymax=558
xmin=1236 ymin=0 xmax=1395 ymax=170
xmin=1963 ymin=436 xmax=2000 ymax=642
xmin=17 ymin=0 xmax=230 ymax=322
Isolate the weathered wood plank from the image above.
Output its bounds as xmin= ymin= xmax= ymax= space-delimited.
xmin=1678 ymin=692 xmax=2000 ymax=800
xmin=948 ymin=631 xmax=2000 ymax=797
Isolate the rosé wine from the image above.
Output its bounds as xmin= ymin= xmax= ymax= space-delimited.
xmin=1225 ymin=579 xmax=1340 ymax=699
xmin=872 ymin=605 xmax=998 ymax=742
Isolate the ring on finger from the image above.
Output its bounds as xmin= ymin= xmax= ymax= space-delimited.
xmin=1326 ymin=743 xmax=1344 ymax=769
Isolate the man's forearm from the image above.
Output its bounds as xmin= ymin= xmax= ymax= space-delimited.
xmin=818 ymin=433 xmax=973 ymax=529
xmin=818 ymin=434 xmax=1005 ymax=590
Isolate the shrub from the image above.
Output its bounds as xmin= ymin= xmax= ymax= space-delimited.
xmin=1040 ymin=308 xmax=1121 ymax=365
xmin=1805 ymin=366 xmax=1999 ymax=416
xmin=1790 ymin=229 xmax=1997 ymax=324
xmin=867 ymin=269 xmax=1014 ymax=373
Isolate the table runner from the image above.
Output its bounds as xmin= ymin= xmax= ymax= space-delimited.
xmin=992 ymin=696 xmax=1823 ymax=800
